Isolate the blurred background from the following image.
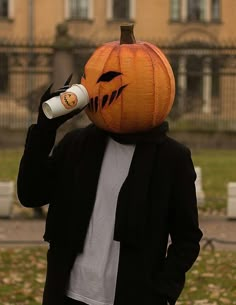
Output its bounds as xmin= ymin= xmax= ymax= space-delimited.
xmin=1 ymin=1 xmax=236 ymax=305
xmin=1 ymin=0 xmax=236 ymax=213
xmin=0 ymin=0 xmax=236 ymax=147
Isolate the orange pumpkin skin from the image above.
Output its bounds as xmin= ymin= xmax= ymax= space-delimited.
xmin=81 ymin=40 xmax=175 ymax=133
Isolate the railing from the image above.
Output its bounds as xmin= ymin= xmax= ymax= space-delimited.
xmin=0 ymin=39 xmax=236 ymax=133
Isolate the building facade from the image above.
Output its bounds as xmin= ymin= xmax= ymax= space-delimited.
xmin=0 ymin=0 xmax=236 ymax=130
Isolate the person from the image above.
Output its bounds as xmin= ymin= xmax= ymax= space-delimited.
xmin=17 ymin=26 xmax=202 ymax=305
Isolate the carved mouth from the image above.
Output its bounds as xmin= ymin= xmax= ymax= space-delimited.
xmin=64 ymin=97 xmax=73 ymax=107
xmin=87 ymin=84 xmax=127 ymax=112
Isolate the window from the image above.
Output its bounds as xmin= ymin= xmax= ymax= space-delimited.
xmin=170 ymin=0 xmax=180 ymax=21
xmin=187 ymin=56 xmax=203 ymax=108
xmin=107 ymin=0 xmax=135 ymax=20
xmin=211 ymin=59 xmax=219 ymax=97
xmin=188 ymin=0 xmax=204 ymax=21
xmin=0 ymin=54 xmax=8 ymax=93
xmin=113 ymin=0 xmax=129 ymax=19
xmin=66 ymin=0 xmax=91 ymax=20
xmin=212 ymin=0 xmax=220 ymax=21
xmin=0 ymin=0 xmax=8 ymax=18
xmin=170 ymin=0 xmax=220 ymax=22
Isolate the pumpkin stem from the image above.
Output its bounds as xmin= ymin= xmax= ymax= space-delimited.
xmin=120 ymin=24 xmax=136 ymax=45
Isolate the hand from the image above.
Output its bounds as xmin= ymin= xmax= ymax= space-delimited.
xmin=37 ymin=74 xmax=81 ymax=130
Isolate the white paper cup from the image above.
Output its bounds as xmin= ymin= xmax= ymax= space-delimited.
xmin=42 ymin=84 xmax=89 ymax=119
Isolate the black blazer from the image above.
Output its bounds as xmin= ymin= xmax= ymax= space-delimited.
xmin=17 ymin=124 xmax=203 ymax=305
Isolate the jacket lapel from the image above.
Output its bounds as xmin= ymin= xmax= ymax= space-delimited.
xmin=69 ymin=126 xmax=108 ymax=249
xmin=114 ymin=142 xmax=158 ymax=248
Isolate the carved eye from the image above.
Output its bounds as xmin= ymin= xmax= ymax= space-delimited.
xmin=97 ymin=71 xmax=122 ymax=83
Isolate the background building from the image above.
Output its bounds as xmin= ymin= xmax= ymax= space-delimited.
xmin=0 ymin=0 xmax=236 ymax=141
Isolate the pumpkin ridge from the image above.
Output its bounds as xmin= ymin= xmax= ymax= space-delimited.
xmin=85 ymin=45 xmax=117 ymax=130
xmin=100 ymin=44 xmax=120 ymax=131
xmin=144 ymin=42 xmax=173 ymax=78
xmin=145 ymin=42 xmax=175 ymax=92
xmin=141 ymin=43 xmax=157 ymax=127
xmin=143 ymin=42 xmax=175 ymax=122
xmin=118 ymin=44 xmax=123 ymax=132
xmin=98 ymin=45 xmax=116 ymax=111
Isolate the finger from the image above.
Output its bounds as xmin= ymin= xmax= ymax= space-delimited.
xmin=66 ymin=105 xmax=87 ymax=119
xmin=51 ymin=86 xmax=70 ymax=98
xmin=58 ymin=85 xmax=70 ymax=92
xmin=55 ymin=87 xmax=69 ymax=94
xmin=59 ymin=107 xmax=82 ymax=122
xmin=49 ymin=91 xmax=64 ymax=98
xmin=68 ymin=108 xmax=82 ymax=118
xmin=64 ymin=73 xmax=73 ymax=86
xmin=40 ymin=83 xmax=54 ymax=103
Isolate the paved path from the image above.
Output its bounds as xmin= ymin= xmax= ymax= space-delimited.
xmin=0 ymin=215 xmax=236 ymax=250
xmin=200 ymin=215 xmax=236 ymax=251
xmin=0 ymin=219 xmax=46 ymax=247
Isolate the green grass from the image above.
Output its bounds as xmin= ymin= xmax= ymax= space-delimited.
xmin=0 ymin=150 xmax=23 ymax=181
xmin=178 ymin=250 xmax=236 ymax=304
xmin=0 ymin=246 xmax=47 ymax=305
xmin=0 ymin=247 xmax=236 ymax=305
xmin=192 ymin=149 xmax=236 ymax=213
xmin=0 ymin=149 xmax=24 ymax=211
xmin=1 ymin=148 xmax=236 ymax=214
xmin=169 ymin=117 xmax=236 ymax=132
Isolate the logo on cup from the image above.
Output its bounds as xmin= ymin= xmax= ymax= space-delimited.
xmin=60 ymin=92 xmax=78 ymax=109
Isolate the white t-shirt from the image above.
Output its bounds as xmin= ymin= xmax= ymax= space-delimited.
xmin=67 ymin=138 xmax=135 ymax=305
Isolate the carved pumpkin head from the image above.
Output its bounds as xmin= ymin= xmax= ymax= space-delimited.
xmin=81 ymin=24 xmax=175 ymax=133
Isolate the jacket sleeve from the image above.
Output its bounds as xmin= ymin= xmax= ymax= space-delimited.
xmin=156 ymin=146 xmax=203 ymax=304
xmin=17 ymin=124 xmax=64 ymax=207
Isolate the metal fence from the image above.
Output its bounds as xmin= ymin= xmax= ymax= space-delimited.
xmin=1 ymin=39 xmax=236 ymax=132
xmin=164 ymin=41 xmax=236 ymax=132
xmin=0 ymin=42 xmax=53 ymax=129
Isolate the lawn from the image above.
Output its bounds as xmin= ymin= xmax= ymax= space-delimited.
xmin=0 ymin=247 xmax=46 ymax=305
xmin=192 ymin=149 xmax=236 ymax=213
xmin=1 ymin=148 xmax=236 ymax=214
xmin=0 ymin=247 xmax=235 ymax=305
xmin=179 ymin=250 xmax=236 ymax=305
xmin=0 ymin=150 xmax=23 ymax=181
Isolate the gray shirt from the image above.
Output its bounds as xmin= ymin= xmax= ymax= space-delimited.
xmin=67 ymin=138 xmax=135 ymax=305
